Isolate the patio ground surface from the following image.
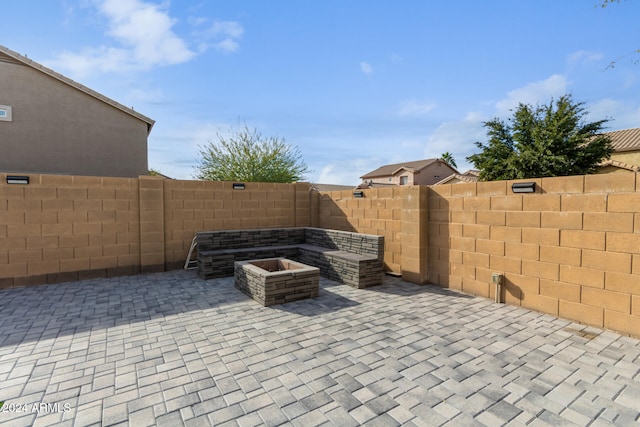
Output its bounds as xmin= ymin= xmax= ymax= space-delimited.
xmin=0 ymin=270 xmax=639 ymax=426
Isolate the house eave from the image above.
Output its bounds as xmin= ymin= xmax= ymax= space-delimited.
xmin=0 ymin=45 xmax=155 ymax=134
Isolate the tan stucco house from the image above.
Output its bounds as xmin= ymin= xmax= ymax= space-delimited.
xmin=0 ymin=45 xmax=154 ymax=178
xmin=359 ymin=158 xmax=458 ymax=187
xmin=597 ymin=127 xmax=640 ymax=174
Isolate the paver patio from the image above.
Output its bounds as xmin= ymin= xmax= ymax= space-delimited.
xmin=0 ymin=270 xmax=639 ymax=426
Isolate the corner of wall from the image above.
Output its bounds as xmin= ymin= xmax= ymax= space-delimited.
xmin=401 ymin=186 xmax=429 ymax=284
xmin=138 ymin=176 xmax=165 ymax=273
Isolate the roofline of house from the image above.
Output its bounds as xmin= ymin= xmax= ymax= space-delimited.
xmin=390 ymin=166 xmax=416 ymax=175
xmin=360 ymin=158 xmax=456 ymax=179
xmin=612 ymin=146 xmax=640 ymax=153
xmin=0 ymin=45 xmax=155 ymax=134
xmin=433 ymin=171 xmax=479 ymax=185
xmin=434 ymin=174 xmax=461 ymax=185
xmin=598 ymin=159 xmax=640 ymax=172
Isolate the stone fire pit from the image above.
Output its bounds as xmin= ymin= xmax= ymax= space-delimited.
xmin=234 ymin=258 xmax=319 ymax=306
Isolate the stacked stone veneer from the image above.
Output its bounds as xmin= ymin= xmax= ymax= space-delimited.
xmin=197 ymin=227 xmax=384 ymax=288
xmin=197 ymin=228 xmax=305 ymax=250
xmin=299 ymin=228 xmax=384 ymax=288
xmin=312 ymin=187 xmax=404 ymax=275
xmin=234 ymin=258 xmax=319 ymax=306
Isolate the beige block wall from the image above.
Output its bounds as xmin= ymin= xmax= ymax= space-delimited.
xmin=0 ymin=173 xmax=141 ymax=287
xmin=0 ymin=173 xmax=311 ymax=286
xmin=428 ymin=172 xmax=640 ymax=337
xmin=3 ymin=170 xmax=640 ymax=338
xmin=314 ymin=187 xmax=408 ymax=275
xmin=140 ymin=177 xmax=165 ymax=273
xmin=401 ymin=186 xmax=429 ymax=284
xmin=163 ymin=180 xmax=310 ymax=269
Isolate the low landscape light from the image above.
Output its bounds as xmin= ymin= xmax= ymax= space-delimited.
xmin=353 ymin=191 xmax=365 ymax=198
xmin=511 ymin=182 xmax=536 ymax=193
xmin=6 ymin=175 xmax=29 ymax=185
xmin=232 ymin=183 xmax=245 ymax=190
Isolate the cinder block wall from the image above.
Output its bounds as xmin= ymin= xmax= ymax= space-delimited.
xmin=0 ymin=173 xmax=141 ymax=287
xmin=313 ymin=187 xmax=411 ymax=277
xmin=0 ymin=173 xmax=311 ymax=287
xmin=428 ymin=173 xmax=640 ymax=337
xmin=164 ymin=180 xmax=310 ymax=269
xmin=3 ymin=170 xmax=640 ymax=337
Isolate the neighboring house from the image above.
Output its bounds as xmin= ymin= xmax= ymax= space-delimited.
xmin=597 ymin=159 xmax=640 ymax=174
xmin=434 ymin=169 xmax=480 ymax=185
xmin=597 ymin=128 xmax=640 ymax=174
xmin=359 ymin=158 xmax=458 ymax=187
xmin=0 ymin=45 xmax=154 ymax=178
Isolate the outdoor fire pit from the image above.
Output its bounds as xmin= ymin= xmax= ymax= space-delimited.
xmin=234 ymin=258 xmax=319 ymax=306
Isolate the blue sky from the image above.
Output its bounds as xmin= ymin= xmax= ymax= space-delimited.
xmin=3 ymin=1 xmax=640 ymax=184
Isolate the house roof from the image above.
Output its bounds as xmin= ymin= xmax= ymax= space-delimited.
xmin=0 ymin=45 xmax=155 ymax=134
xmin=360 ymin=158 xmax=442 ymax=179
xmin=603 ymin=128 xmax=640 ymax=152
xmin=355 ymin=182 xmax=398 ymax=189
xmin=433 ymin=169 xmax=480 ymax=185
xmin=598 ymin=159 xmax=640 ymax=172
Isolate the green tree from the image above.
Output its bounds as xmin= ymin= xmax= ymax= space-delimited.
xmin=194 ymin=124 xmax=311 ymax=183
xmin=467 ymin=95 xmax=612 ymax=181
xmin=440 ymin=152 xmax=457 ymax=169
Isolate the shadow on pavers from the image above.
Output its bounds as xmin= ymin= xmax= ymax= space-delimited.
xmin=362 ymin=276 xmax=475 ymax=299
xmin=267 ymin=287 xmax=361 ymax=316
xmin=0 ymin=270 xmax=244 ymax=347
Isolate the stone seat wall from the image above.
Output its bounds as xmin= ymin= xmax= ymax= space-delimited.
xmin=196 ymin=227 xmax=384 ymax=288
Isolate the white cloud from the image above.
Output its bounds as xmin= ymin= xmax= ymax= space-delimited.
xmin=210 ymin=21 xmax=244 ymax=39
xmin=314 ymin=157 xmax=382 ymax=185
xmin=417 ymin=73 xmax=640 ymax=175
xmin=46 ymin=0 xmax=243 ymax=78
xmin=567 ymin=50 xmax=604 ymax=65
xmin=423 ymin=112 xmax=486 ymax=172
xmin=196 ymin=20 xmax=244 ymax=53
xmin=588 ymin=98 xmax=640 ymax=130
xmin=495 ymin=74 xmax=569 ymax=116
xmin=316 ymin=164 xmax=337 ymax=183
xmin=397 ymin=99 xmax=437 ymax=116
xmin=188 ymin=16 xmax=208 ymax=26
xmin=98 ymin=0 xmax=194 ymax=64
xmin=360 ymin=61 xmax=373 ymax=75
xmin=105 ymin=0 xmax=194 ymax=63
xmin=47 ymin=0 xmax=195 ymax=77
xmin=149 ymin=120 xmax=233 ymax=179
xmin=214 ymin=38 xmax=240 ymax=53
xmin=47 ymin=47 xmax=127 ymax=77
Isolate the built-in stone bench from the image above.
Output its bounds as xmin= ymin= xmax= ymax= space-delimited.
xmin=197 ymin=227 xmax=384 ymax=288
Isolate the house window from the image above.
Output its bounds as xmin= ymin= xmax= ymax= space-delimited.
xmin=0 ymin=105 xmax=12 ymax=122
xmin=400 ymin=176 xmax=408 ymax=185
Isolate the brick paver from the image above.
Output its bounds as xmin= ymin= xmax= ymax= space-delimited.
xmin=1 ymin=270 xmax=639 ymax=426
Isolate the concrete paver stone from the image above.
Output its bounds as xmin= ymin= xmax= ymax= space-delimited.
xmin=0 ymin=270 xmax=639 ymax=426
